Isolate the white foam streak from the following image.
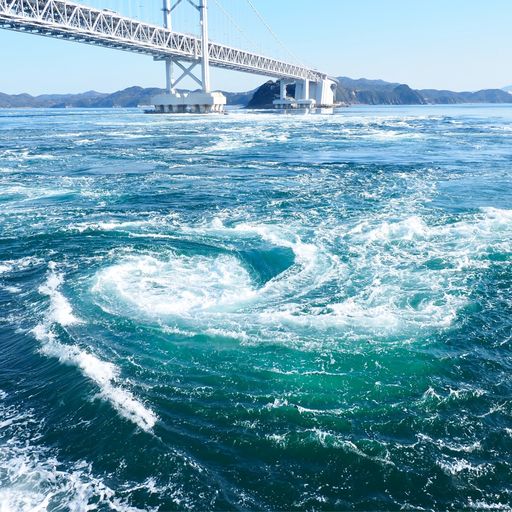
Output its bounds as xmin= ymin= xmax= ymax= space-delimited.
xmin=38 ymin=263 xmax=81 ymax=327
xmin=0 ymin=257 xmax=42 ymax=276
xmin=33 ymin=325 xmax=156 ymax=432
xmin=35 ymin=265 xmax=157 ymax=432
xmin=68 ymin=214 xmax=178 ymax=234
xmin=437 ymin=457 xmax=491 ymax=476
xmin=0 ymin=184 xmax=72 ymax=202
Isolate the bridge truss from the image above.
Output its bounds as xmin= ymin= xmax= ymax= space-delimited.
xmin=0 ymin=0 xmax=327 ymax=82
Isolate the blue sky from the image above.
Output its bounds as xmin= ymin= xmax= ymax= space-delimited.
xmin=1 ymin=0 xmax=510 ymax=95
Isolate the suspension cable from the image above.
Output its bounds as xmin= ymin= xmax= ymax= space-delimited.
xmin=212 ymin=0 xmax=258 ymax=51
xmin=243 ymin=0 xmax=304 ymax=66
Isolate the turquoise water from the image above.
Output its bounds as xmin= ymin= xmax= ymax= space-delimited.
xmin=0 ymin=105 xmax=511 ymax=510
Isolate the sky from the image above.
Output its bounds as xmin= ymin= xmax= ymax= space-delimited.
xmin=0 ymin=0 xmax=511 ymax=95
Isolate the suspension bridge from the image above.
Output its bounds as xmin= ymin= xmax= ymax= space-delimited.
xmin=0 ymin=0 xmax=337 ymax=112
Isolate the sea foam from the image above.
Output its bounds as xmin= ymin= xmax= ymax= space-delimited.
xmin=0 ymin=393 xmax=147 ymax=512
xmin=92 ymin=203 xmax=512 ymax=349
xmin=35 ymin=265 xmax=157 ymax=432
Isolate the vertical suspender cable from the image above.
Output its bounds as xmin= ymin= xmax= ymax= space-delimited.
xmin=244 ymin=0 xmax=305 ymax=67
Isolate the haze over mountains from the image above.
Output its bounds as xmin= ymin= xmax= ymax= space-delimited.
xmin=0 ymin=77 xmax=511 ymax=108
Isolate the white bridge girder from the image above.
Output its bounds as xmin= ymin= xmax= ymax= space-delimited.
xmin=0 ymin=0 xmax=329 ymax=83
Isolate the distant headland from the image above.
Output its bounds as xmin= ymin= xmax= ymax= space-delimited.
xmin=247 ymin=78 xmax=512 ymax=108
xmin=1 ymin=77 xmax=511 ymax=109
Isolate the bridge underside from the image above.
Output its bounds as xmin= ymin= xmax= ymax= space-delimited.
xmin=0 ymin=0 xmax=328 ymax=80
xmin=0 ymin=0 xmax=337 ymax=111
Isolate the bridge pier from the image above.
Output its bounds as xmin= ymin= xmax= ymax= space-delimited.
xmin=152 ymin=91 xmax=226 ymax=113
xmin=296 ymin=79 xmax=316 ymax=109
xmin=273 ymin=78 xmax=337 ymax=110
xmin=315 ymin=78 xmax=337 ymax=107
xmin=151 ymin=0 xmax=227 ymax=114
xmin=163 ymin=0 xmax=173 ymax=93
xmin=272 ymin=79 xmax=296 ymax=109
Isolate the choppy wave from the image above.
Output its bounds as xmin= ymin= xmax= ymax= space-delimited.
xmin=89 ymin=205 xmax=511 ymax=348
xmin=1 ymin=106 xmax=511 ymax=510
xmin=0 ymin=390 xmax=148 ymax=512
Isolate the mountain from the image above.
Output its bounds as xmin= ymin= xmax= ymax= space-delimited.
xmin=0 ymin=90 xmax=109 ymax=108
xmin=1 ymin=79 xmax=511 ymax=109
xmin=247 ymin=77 xmax=512 ymax=108
xmin=335 ymin=77 xmax=426 ymax=105
xmin=336 ymin=77 xmax=512 ymax=105
xmin=246 ymin=80 xmax=295 ymax=109
xmin=502 ymin=85 xmax=512 ymax=94
xmin=420 ymin=88 xmax=512 ymax=104
xmin=0 ymin=86 xmax=255 ymax=108
xmin=223 ymin=89 xmax=257 ymax=106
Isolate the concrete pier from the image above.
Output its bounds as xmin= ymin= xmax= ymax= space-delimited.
xmin=273 ymin=78 xmax=337 ymax=110
xmin=152 ymin=91 xmax=227 ymax=113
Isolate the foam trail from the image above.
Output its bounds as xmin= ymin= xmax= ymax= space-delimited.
xmin=35 ymin=265 xmax=157 ymax=432
xmin=38 ymin=262 xmax=81 ymax=326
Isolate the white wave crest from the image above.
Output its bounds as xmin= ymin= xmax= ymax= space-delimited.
xmin=38 ymin=263 xmax=81 ymax=327
xmin=0 ymin=184 xmax=72 ymax=203
xmin=0 ymin=256 xmax=42 ymax=276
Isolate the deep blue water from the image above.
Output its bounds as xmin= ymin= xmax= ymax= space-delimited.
xmin=0 ymin=105 xmax=511 ymax=511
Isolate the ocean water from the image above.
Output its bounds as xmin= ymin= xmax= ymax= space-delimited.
xmin=0 ymin=105 xmax=511 ymax=511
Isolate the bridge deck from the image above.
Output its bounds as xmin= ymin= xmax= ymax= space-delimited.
xmin=0 ymin=0 xmax=327 ymax=82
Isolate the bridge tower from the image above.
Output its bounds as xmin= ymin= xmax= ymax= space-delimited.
xmin=152 ymin=0 xmax=227 ymax=113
